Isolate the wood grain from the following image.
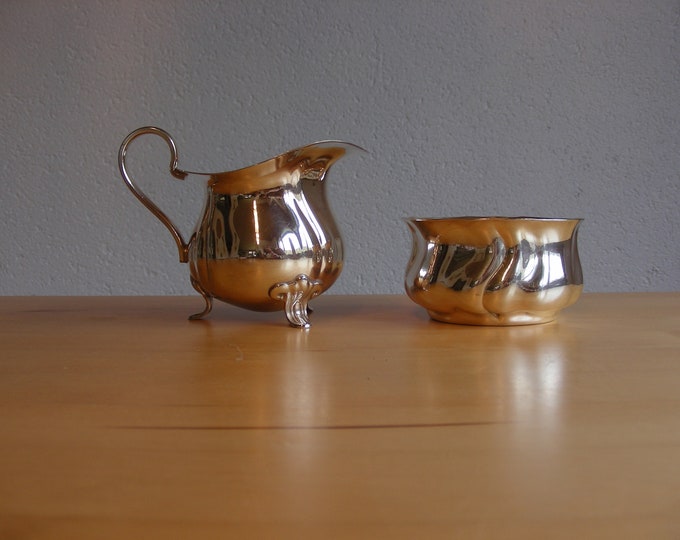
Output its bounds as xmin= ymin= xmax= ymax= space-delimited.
xmin=1 ymin=294 xmax=679 ymax=538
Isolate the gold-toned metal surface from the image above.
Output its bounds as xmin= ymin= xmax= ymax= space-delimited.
xmin=404 ymin=216 xmax=583 ymax=325
xmin=118 ymin=126 xmax=362 ymax=328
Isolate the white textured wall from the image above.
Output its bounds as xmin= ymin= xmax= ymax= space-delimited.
xmin=2 ymin=0 xmax=679 ymax=296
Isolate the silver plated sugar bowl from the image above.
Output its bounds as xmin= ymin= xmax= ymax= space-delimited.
xmin=404 ymin=216 xmax=583 ymax=325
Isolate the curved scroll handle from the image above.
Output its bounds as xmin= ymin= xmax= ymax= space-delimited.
xmin=118 ymin=126 xmax=190 ymax=263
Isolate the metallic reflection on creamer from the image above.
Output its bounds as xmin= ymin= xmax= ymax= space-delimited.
xmin=118 ymin=126 xmax=362 ymax=328
xmin=404 ymin=217 xmax=583 ymax=325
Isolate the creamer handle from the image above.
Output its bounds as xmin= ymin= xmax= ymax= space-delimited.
xmin=118 ymin=126 xmax=190 ymax=263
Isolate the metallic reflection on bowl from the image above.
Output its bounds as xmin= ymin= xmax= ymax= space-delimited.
xmin=404 ymin=216 xmax=583 ymax=325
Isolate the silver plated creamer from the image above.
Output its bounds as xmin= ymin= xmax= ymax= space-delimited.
xmin=404 ymin=216 xmax=583 ymax=325
xmin=118 ymin=126 xmax=362 ymax=328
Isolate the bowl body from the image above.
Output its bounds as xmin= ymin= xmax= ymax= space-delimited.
xmin=404 ymin=216 xmax=583 ymax=325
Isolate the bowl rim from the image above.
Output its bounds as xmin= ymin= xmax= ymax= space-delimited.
xmin=403 ymin=216 xmax=583 ymax=222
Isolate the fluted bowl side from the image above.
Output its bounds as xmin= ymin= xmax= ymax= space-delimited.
xmin=404 ymin=217 xmax=583 ymax=326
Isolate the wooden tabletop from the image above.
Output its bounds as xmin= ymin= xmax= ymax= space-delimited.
xmin=1 ymin=293 xmax=679 ymax=538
